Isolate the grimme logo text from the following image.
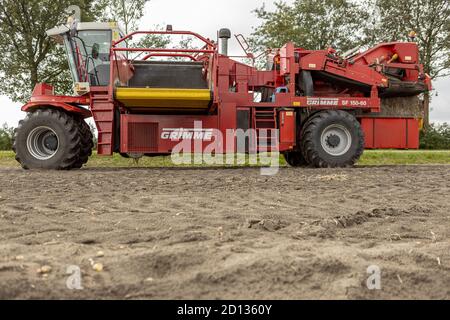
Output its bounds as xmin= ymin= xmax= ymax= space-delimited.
xmin=161 ymin=128 xmax=214 ymax=141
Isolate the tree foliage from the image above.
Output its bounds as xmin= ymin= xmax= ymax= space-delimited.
xmin=98 ymin=0 xmax=150 ymax=35
xmin=420 ymin=123 xmax=450 ymax=149
xmin=0 ymin=0 xmax=106 ymax=102
xmin=0 ymin=0 xmax=152 ymax=103
xmin=0 ymin=123 xmax=14 ymax=150
xmin=250 ymin=0 xmax=371 ymax=52
xmin=135 ymin=24 xmax=171 ymax=50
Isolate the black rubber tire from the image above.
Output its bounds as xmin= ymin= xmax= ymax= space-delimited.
xmin=13 ymin=109 xmax=81 ymax=170
xmin=300 ymin=71 xmax=314 ymax=96
xmin=284 ymin=151 xmax=308 ymax=167
xmin=301 ymin=110 xmax=365 ymax=168
xmin=70 ymin=119 xmax=94 ymax=169
xmin=283 ymin=112 xmax=321 ymax=167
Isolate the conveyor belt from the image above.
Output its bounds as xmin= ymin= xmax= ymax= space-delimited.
xmin=129 ymin=61 xmax=208 ymax=89
xmin=115 ymin=87 xmax=212 ymax=109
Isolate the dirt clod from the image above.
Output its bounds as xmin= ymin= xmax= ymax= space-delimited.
xmin=37 ymin=266 xmax=52 ymax=274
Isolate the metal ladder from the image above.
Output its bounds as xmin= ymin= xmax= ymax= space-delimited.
xmin=253 ymin=108 xmax=278 ymax=152
xmin=90 ymin=89 xmax=115 ymax=155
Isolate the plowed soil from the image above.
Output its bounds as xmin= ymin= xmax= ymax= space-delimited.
xmin=0 ymin=166 xmax=449 ymax=299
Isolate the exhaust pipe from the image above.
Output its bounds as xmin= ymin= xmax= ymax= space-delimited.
xmin=219 ymin=28 xmax=231 ymax=56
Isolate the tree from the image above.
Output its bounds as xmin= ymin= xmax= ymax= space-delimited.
xmin=100 ymin=1 xmax=171 ymax=58
xmin=0 ymin=0 xmax=105 ymax=102
xmin=0 ymin=0 xmax=152 ymax=103
xmin=365 ymin=0 xmax=450 ymax=128
xmin=136 ymin=25 xmax=171 ymax=49
xmin=99 ymin=0 xmax=151 ymax=35
xmin=250 ymin=0 xmax=371 ymax=52
xmin=0 ymin=123 xmax=14 ymax=150
xmin=420 ymin=123 xmax=450 ymax=149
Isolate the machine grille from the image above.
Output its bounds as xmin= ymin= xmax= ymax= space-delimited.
xmin=127 ymin=122 xmax=159 ymax=152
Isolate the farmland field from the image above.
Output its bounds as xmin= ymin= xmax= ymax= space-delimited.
xmin=0 ymin=150 xmax=449 ymax=299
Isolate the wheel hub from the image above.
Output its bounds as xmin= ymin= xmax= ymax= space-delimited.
xmin=326 ymin=134 xmax=341 ymax=148
xmin=26 ymin=126 xmax=59 ymax=160
xmin=320 ymin=124 xmax=352 ymax=156
xmin=43 ymin=134 xmax=58 ymax=151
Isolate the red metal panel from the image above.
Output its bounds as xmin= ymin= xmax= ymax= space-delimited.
xmin=374 ymin=118 xmax=407 ymax=149
xmin=407 ymin=119 xmax=420 ymax=149
xmin=219 ymin=103 xmax=237 ymax=153
xmin=361 ymin=118 xmax=374 ymax=149
xmin=121 ymin=114 xmax=219 ymax=154
xmin=279 ymin=111 xmax=296 ymax=151
xmin=127 ymin=122 xmax=159 ymax=152
xmin=360 ymin=118 xmax=420 ymax=149
xmin=32 ymin=83 xmax=54 ymax=96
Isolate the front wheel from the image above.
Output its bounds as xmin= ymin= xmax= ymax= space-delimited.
xmin=13 ymin=109 xmax=82 ymax=170
xmin=301 ymin=110 xmax=365 ymax=168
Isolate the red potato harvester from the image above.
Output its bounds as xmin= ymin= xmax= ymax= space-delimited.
xmin=12 ymin=19 xmax=431 ymax=169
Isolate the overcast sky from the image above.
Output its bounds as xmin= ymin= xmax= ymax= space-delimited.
xmin=1 ymin=0 xmax=448 ymax=126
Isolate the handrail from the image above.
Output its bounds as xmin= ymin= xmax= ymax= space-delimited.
xmin=112 ymin=30 xmax=216 ymax=48
xmin=235 ymin=34 xmax=254 ymax=60
xmin=142 ymin=53 xmax=199 ymax=61
xmin=111 ymin=30 xmax=216 ymax=64
xmin=113 ymin=48 xmax=215 ymax=54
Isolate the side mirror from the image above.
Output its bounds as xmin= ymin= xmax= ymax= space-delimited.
xmin=92 ymin=43 xmax=100 ymax=59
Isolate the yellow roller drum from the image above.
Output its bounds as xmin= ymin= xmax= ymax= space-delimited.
xmin=115 ymin=87 xmax=212 ymax=109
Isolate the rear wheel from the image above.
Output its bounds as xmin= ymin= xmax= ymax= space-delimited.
xmin=13 ymin=109 xmax=82 ymax=170
xmin=284 ymin=151 xmax=308 ymax=167
xmin=301 ymin=110 xmax=364 ymax=168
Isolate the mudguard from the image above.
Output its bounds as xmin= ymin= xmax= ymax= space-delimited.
xmin=21 ymin=83 xmax=92 ymax=118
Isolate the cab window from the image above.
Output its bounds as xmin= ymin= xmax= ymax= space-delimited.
xmin=77 ymin=30 xmax=112 ymax=86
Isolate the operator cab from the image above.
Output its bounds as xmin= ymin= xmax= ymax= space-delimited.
xmin=46 ymin=22 xmax=124 ymax=94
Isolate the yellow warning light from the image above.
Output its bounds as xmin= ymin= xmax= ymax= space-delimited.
xmin=388 ymin=54 xmax=399 ymax=64
xmin=418 ymin=118 xmax=424 ymax=130
xmin=408 ymin=31 xmax=417 ymax=41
